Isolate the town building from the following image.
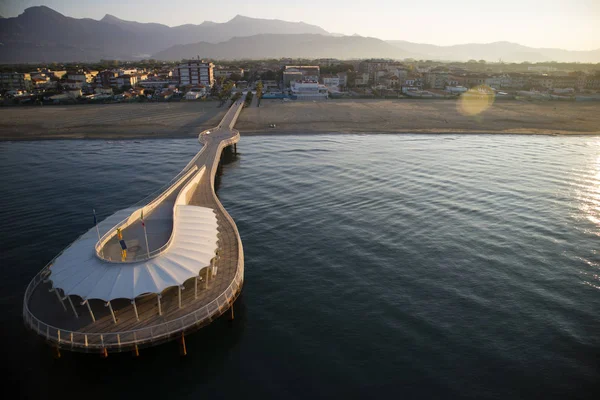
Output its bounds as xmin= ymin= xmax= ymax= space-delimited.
xmin=213 ymin=68 xmax=244 ymax=79
xmin=29 ymin=69 xmax=67 ymax=80
xmin=68 ymin=70 xmax=99 ymax=84
xmin=584 ymin=76 xmax=600 ymax=90
xmin=425 ymin=71 xmax=449 ymax=89
xmin=321 ymin=75 xmax=340 ymax=87
xmin=176 ymin=60 xmax=214 ymax=87
xmin=530 ymin=76 xmax=554 ymax=90
xmin=361 ymin=61 xmax=406 ymax=83
xmin=283 ymin=66 xmax=320 ymax=87
xmin=62 ymin=79 xmax=83 ymax=90
xmin=94 ymin=71 xmax=118 ymax=87
xmin=115 ymin=74 xmax=139 ymax=88
xmin=527 ymin=66 xmax=558 ymax=73
xmin=261 ymin=80 xmax=280 ymax=91
xmin=1 ymin=72 xmax=32 ymax=91
xmin=354 ymin=73 xmax=370 ymax=86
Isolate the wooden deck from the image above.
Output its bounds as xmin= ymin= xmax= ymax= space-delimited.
xmin=24 ymin=96 xmax=247 ymax=353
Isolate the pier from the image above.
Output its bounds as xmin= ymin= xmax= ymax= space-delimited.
xmin=23 ymin=94 xmax=247 ymax=354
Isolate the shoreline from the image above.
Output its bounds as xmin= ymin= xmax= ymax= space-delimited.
xmin=2 ymin=130 xmax=598 ymax=142
xmin=1 ymin=99 xmax=599 ymax=141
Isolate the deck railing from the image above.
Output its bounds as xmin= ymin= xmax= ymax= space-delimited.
xmin=23 ymin=262 xmax=243 ymax=350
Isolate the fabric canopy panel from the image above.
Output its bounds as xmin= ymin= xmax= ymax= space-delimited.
xmin=49 ymin=205 xmax=219 ymax=301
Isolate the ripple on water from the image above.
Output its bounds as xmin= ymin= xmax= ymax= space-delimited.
xmin=2 ymin=134 xmax=600 ymax=399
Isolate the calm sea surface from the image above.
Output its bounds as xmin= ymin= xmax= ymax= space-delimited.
xmin=1 ymin=134 xmax=599 ymax=399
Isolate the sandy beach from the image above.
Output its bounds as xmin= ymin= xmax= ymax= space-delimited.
xmin=0 ymin=102 xmax=227 ymax=140
xmin=1 ymin=99 xmax=599 ymax=140
xmin=237 ymin=99 xmax=600 ymax=135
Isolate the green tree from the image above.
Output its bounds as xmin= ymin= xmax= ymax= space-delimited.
xmin=229 ymin=73 xmax=242 ymax=82
xmin=255 ymin=81 xmax=263 ymax=98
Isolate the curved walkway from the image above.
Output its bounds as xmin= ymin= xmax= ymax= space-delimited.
xmin=23 ymin=95 xmax=247 ymax=353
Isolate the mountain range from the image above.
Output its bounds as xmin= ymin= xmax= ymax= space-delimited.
xmin=1 ymin=6 xmax=599 ymax=63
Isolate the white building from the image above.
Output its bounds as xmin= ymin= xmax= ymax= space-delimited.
xmin=322 ymin=75 xmax=340 ymax=87
xmin=290 ymin=80 xmax=328 ymax=100
xmin=176 ymin=61 xmax=214 ymax=87
xmin=185 ymin=87 xmax=207 ymax=100
xmin=445 ymin=86 xmax=468 ymax=94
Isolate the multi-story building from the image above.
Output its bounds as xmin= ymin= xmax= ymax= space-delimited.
xmin=30 ymin=69 xmax=67 ymax=80
xmin=584 ymin=76 xmax=600 ymax=90
xmin=0 ymin=72 xmax=32 ymax=91
xmin=68 ymin=71 xmax=99 ymax=84
xmin=531 ymin=76 xmax=554 ymax=90
xmin=116 ymin=74 xmax=139 ymax=88
xmin=552 ymin=76 xmax=579 ymax=89
xmin=321 ymin=75 xmax=340 ymax=87
xmin=506 ymin=74 xmax=528 ymax=89
xmin=425 ymin=72 xmax=449 ymax=89
xmin=62 ymin=79 xmax=83 ymax=90
xmin=94 ymin=71 xmax=118 ymax=87
xmin=361 ymin=61 xmax=406 ymax=83
xmin=354 ymin=73 xmax=370 ymax=86
xmin=283 ymin=66 xmax=320 ymax=87
xmin=213 ymin=68 xmax=244 ymax=79
xmin=464 ymin=75 xmax=488 ymax=87
xmin=176 ymin=61 xmax=214 ymax=87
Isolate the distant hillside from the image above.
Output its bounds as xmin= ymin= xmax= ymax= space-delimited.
xmin=152 ymin=34 xmax=413 ymax=60
xmin=387 ymin=40 xmax=600 ymax=63
xmin=0 ymin=7 xmax=330 ymax=63
xmin=1 ymin=6 xmax=597 ymax=63
xmin=100 ymin=14 xmax=329 ymax=51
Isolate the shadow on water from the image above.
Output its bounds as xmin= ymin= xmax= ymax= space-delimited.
xmin=25 ymin=293 xmax=248 ymax=398
xmin=215 ymin=145 xmax=240 ymax=193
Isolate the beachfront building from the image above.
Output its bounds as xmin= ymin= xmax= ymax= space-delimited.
xmin=176 ymin=60 xmax=215 ymax=87
xmin=185 ymin=87 xmax=207 ymax=100
xmin=290 ymin=80 xmax=328 ymax=100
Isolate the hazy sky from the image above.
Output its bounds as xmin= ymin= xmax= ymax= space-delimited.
xmin=2 ymin=0 xmax=599 ymax=50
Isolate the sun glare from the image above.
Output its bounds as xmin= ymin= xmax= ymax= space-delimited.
xmin=458 ymin=85 xmax=495 ymax=116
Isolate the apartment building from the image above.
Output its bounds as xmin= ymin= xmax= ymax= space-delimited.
xmin=213 ymin=68 xmax=244 ymax=79
xmin=0 ymin=72 xmax=32 ymax=91
xmin=176 ymin=61 xmax=214 ymax=87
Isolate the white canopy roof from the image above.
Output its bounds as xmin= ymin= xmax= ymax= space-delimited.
xmin=49 ymin=205 xmax=218 ymax=301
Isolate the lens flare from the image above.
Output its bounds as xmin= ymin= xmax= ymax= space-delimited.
xmin=458 ymin=85 xmax=495 ymax=116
